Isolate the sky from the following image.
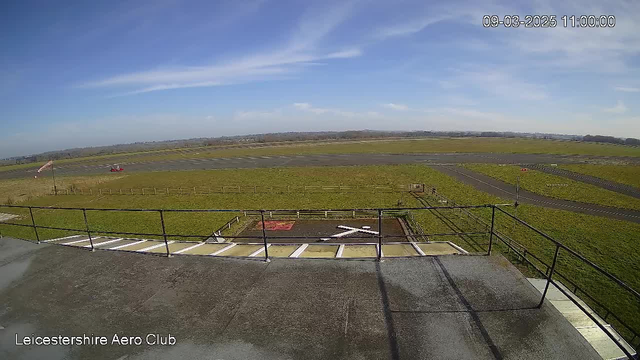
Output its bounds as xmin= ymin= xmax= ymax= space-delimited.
xmin=1 ymin=0 xmax=640 ymax=158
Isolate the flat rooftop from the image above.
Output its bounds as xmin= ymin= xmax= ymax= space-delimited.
xmin=0 ymin=237 xmax=600 ymax=360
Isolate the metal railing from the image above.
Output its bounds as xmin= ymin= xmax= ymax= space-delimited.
xmin=0 ymin=202 xmax=638 ymax=358
xmin=53 ymin=184 xmax=415 ymax=196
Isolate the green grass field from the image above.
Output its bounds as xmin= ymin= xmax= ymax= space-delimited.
xmin=3 ymin=137 xmax=640 ymax=173
xmin=1 ymin=164 xmax=638 ymax=341
xmin=560 ymin=164 xmax=640 ymax=189
xmin=463 ymin=164 xmax=640 ymax=210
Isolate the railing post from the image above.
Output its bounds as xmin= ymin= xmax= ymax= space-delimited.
xmin=377 ymin=209 xmax=383 ymax=261
xmin=28 ymin=207 xmax=40 ymax=244
xmin=159 ymin=210 xmax=171 ymax=257
xmin=488 ymin=206 xmax=496 ymax=255
xmin=82 ymin=209 xmax=94 ymax=251
xmin=538 ymin=244 xmax=560 ymax=308
xmin=260 ymin=210 xmax=270 ymax=262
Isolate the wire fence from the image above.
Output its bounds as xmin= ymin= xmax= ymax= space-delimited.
xmin=52 ymin=184 xmax=424 ymax=196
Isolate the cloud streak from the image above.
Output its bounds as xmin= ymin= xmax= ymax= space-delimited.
xmin=603 ymin=100 xmax=628 ymax=114
xmin=80 ymin=1 xmax=362 ymax=96
xmin=382 ymin=103 xmax=409 ymax=111
xmin=293 ymin=102 xmax=381 ymax=118
xmin=614 ymin=86 xmax=640 ymax=93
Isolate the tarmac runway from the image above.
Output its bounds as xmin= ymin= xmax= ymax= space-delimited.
xmin=2 ymin=152 xmax=639 ymax=180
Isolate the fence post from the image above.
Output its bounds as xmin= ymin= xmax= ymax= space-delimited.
xmin=82 ymin=209 xmax=94 ymax=251
xmin=538 ymin=244 xmax=561 ymax=308
xmin=28 ymin=207 xmax=40 ymax=244
xmin=194 ymin=187 xmax=197 ymax=195
xmin=142 ymin=188 xmax=145 ymax=195
xmin=154 ymin=188 xmax=157 ymax=195
xmin=260 ymin=210 xmax=270 ymax=262
xmin=120 ymin=189 xmax=122 ymax=195
xmin=159 ymin=210 xmax=171 ymax=257
xmin=377 ymin=209 xmax=383 ymax=261
xmin=488 ymin=206 xmax=496 ymax=255
xmin=90 ymin=189 xmax=93 ymax=195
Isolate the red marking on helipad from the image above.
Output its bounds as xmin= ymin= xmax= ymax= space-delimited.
xmin=255 ymin=221 xmax=295 ymax=231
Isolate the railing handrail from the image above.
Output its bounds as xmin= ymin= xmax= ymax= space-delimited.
xmin=0 ymin=204 xmax=493 ymax=212
xmin=494 ymin=205 xmax=640 ymax=302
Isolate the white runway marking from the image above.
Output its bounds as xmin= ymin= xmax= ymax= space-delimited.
xmin=138 ymin=241 xmax=174 ymax=252
xmin=336 ymin=225 xmax=379 ymax=235
xmin=174 ymin=242 xmax=205 ymax=254
xmin=210 ymin=243 xmax=236 ymax=256
xmin=84 ymin=238 xmax=123 ymax=248
xmin=290 ymin=244 xmax=309 ymax=258
xmin=110 ymin=240 xmax=146 ymax=250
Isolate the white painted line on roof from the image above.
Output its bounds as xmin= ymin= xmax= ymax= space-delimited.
xmin=290 ymin=244 xmax=309 ymax=258
xmin=84 ymin=238 xmax=123 ymax=248
xmin=337 ymin=225 xmax=379 ymax=235
xmin=174 ymin=242 xmax=205 ymax=254
xmin=447 ymin=241 xmax=469 ymax=254
xmin=336 ymin=244 xmax=345 ymax=258
xmin=210 ymin=243 xmax=236 ymax=256
xmin=63 ymin=237 xmax=94 ymax=245
xmin=411 ymin=242 xmax=426 ymax=256
xmin=249 ymin=244 xmax=270 ymax=257
xmin=138 ymin=241 xmax=174 ymax=252
xmin=44 ymin=234 xmax=83 ymax=243
xmin=110 ymin=240 xmax=146 ymax=250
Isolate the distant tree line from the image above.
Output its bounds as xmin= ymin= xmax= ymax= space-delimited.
xmin=583 ymin=135 xmax=640 ymax=146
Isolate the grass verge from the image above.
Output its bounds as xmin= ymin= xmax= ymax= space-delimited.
xmin=463 ymin=164 xmax=640 ymax=210
xmin=559 ymin=164 xmax=640 ymax=189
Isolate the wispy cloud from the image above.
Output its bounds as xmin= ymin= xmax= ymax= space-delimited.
xmin=293 ymin=102 xmax=381 ymax=118
xmin=235 ymin=109 xmax=283 ymax=119
xmin=376 ymin=14 xmax=451 ymax=39
xmin=614 ymin=86 xmax=640 ymax=93
xmin=382 ymin=103 xmax=409 ymax=111
xmin=442 ymin=68 xmax=547 ymax=101
xmin=603 ymin=100 xmax=628 ymax=114
xmin=80 ymin=1 xmax=362 ymax=96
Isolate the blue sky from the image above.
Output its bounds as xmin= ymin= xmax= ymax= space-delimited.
xmin=1 ymin=0 xmax=639 ymax=158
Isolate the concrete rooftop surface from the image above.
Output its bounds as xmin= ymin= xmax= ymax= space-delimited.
xmin=0 ymin=237 xmax=601 ymax=360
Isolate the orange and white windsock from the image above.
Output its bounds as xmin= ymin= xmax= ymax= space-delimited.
xmin=37 ymin=160 xmax=53 ymax=173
